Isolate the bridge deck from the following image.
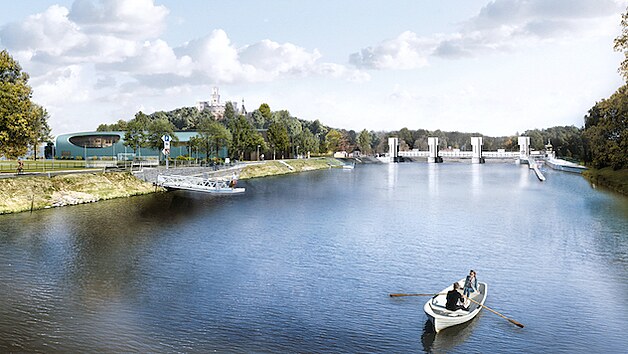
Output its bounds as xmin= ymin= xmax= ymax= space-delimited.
xmin=156 ymin=174 xmax=245 ymax=194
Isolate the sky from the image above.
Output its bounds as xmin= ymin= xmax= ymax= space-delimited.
xmin=1 ymin=0 xmax=627 ymax=137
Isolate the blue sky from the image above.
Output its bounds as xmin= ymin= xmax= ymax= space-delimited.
xmin=1 ymin=0 xmax=626 ymax=136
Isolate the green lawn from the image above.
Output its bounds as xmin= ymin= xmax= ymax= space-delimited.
xmin=583 ymin=167 xmax=628 ymax=196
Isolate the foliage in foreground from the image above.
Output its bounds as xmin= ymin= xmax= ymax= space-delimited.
xmin=0 ymin=50 xmax=51 ymax=158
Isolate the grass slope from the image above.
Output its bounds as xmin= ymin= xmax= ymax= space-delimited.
xmin=0 ymin=172 xmax=159 ymax=214
xmin=583 ymin=167 xmax=628 ymax=196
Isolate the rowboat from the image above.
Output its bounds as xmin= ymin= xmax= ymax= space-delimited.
xmin=423 ymin=279 xmax=488 ymax=333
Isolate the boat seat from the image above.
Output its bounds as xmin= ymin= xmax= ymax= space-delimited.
xmin=431 ymin=297 xmax=447 ymax=308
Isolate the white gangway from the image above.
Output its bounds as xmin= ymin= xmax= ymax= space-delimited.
xmin=156 ymin=174 xmax=245 ymax=194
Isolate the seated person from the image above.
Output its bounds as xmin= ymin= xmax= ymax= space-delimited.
xmin=463 ymin=270 xmax=478 ymax=297
xmin=446 ymin=282 xmax=469 ymax=311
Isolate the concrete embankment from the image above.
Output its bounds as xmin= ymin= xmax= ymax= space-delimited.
xmin=0 ymin=172 xmax=159 ymax=215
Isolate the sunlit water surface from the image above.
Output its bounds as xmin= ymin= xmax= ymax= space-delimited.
xmin=1 ymin=163 xmax=627 ymax=353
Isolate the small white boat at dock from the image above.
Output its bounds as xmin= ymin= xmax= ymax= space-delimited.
xmin=423 ymin=279 xmax=488 ymax=333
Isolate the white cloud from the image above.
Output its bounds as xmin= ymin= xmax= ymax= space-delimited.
xmin=349 ymin=31 xmax=437 ymax=69
xmin=0 ymin=5 xmax=87 ymax=55
xmin=30 ymin=65 xmax=91 ymax=106
xmin=69 ymin=0 xmax=168 ymax=39
xmin=350 ymin=0 xmax=624 ymax=68
xmin=1 ymin=0 xmax=366 ymax=110
xmin=170 ymin=29 xmax=366 ymax=84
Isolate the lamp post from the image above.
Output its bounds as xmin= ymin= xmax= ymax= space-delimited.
xmin=296 ymin=145 xmax=299 ymax=159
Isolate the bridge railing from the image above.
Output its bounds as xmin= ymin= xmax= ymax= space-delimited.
xmin=399 ymin=150 xmax=519 ymax=158
xmin=157 ymin=174 xmax=232 ymax=190
xmin=482 ymin=151 xmax=519 ymax=158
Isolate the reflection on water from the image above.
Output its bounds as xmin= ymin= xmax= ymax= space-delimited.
xmin=471 ymin=163 xmax=481 ymax=196
xmin=421 ymin=316 xmax=479 ymax=353
xmin=0 ymin=164 xmax=627 ymax=352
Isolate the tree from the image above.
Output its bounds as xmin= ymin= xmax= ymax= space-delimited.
xmin=259 ymin=103 xmax=272 ymax=121
xmin=297 ymin=128 xmax=318 ymax=157
xmin=188 ymin=136 xmax=203 ymax=161
xmin=583 ymin=86 xmax=628 ymax=170
xmin=123 ymin=112 xmax=150 ymax=155
xmin=146 ymin=118 xmax=178 ymax=159
xmin=198 ymin=117 xmax=232 ymax=160
xmin=32 ymin=105 xmax=51 ymax=159
xmin=0 ymin=49 xmax=50 ymax=158
xmin=229 ymin=115 xmax=263 ymax=160
xmin=250 ymin=110 xmax=267 ymax=129
xmin=223 ymin=101 xmax=237 ymax=124
xmin=267 ymin=118 xmax=290 ymax=159
xmin=97 ymin=119 xmax=128 ymax=132
xmin=615 ymin=6 xmax=628 ymax=82
xmin=325 ymin=129 xmax=343 ymax=153
xmin=357 ymin=129 xmax=372 ymax=154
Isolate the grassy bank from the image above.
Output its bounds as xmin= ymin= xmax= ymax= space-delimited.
xmin=0 ymin=158 xmax=349 ymax=215
xmin=582 ymin=167 xmax=628 ymax=196
xmin=0 ymin=172 xmax=160 ymax=214
xmin=239 ymin=158 xmax=345 ymax=179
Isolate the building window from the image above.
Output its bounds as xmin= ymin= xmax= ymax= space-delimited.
xmin=69 ymin=135 xmax=121 ymax=148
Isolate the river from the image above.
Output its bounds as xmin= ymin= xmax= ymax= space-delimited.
xmin=1 ymin=162 xmax=627 ymax=353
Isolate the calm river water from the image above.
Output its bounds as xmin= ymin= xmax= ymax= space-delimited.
xmin=1 ymin=162 xmax=627 ymax=353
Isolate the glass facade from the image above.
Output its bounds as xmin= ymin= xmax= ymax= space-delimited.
xmin=69 ymin=134 xmax=121 ymax=148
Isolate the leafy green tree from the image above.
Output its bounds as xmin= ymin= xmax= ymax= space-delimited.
xmin=188 ymin=136 xmax=203 ymax=160
xmin=267 ymin=118 xmax=290 ymax=159
xmin=229 ymin=115 xmax=263 ymax=160
xmin=198 ymin=117 xmax=232 ymax=160
xmin=259 ymin=103 xmax=272 ymax=121
xmin=297 ymin=128 xmax=318 ymax=157
xmin=583 ymin=86 xmax=628 ymax=169
xmin=97 ymin=119 xmax=129 ymax=132
xmin=146 ymin=118 xmax=178 ymax=158
xmin=0 ymin=49 xmax=50 ymax=158
xmin=325 ymin=129 xmax=343 ymax=153
xmin=223 ymin=101 xmax=237 ymax=124
xmin=123 ymin=112 xmax=150 ymax=155
xmin=305 ymin=119 xmax=329 ymax=154
xmin=250 ymin=110 xmax=267 ymax=129
xmin=615 ymin=6 xmax=628 ymax=82
xmin=357 ymin=129 xmax=372 ymax=154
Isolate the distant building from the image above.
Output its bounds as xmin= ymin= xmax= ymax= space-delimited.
xmin=196 ymin=87 xmax=245 ymax=119
xmin=55 ymin=131 xmax=227 ymax=160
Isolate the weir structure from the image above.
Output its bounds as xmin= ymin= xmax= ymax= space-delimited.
xmin=385 ymin=136 xmax=531 ymax=163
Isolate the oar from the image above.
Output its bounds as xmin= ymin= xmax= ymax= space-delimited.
xmin=466 ymin=297 xmax=524 ymax=328
xmin=389 ymin=293 xmax=445 ymax=297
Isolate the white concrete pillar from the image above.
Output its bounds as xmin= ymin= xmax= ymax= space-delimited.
xmin=518 ymin=136 xmax=531 ymax=159
xmin=428 ymin=137 xmax=441 ymax=163
xmin=388 ymin=137 xmax=399 ymax=163
xmin=471 ymin=136 xmax=484 ymax=164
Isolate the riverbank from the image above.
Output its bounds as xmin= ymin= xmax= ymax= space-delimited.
xmin=0 ymin=172 xmax=160 ymax=214
xmin=239 ymin=157 xmax=345 ymax=179
xmin=582 ymin=167 xmax=628 ymax=196
xmin=0 ymin=158 xmax=350 ymax=215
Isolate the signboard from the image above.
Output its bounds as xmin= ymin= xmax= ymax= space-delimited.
xmin=162 ymin=148 xmax=170 ymax=156
xmin=163 ymin=140 xmax=170 ymax=149
xmin=161 ymin=134 xmax=171 ymax=142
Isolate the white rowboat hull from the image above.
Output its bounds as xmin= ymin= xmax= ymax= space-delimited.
xmin=423 ymin=279 xmax=488 ymax=333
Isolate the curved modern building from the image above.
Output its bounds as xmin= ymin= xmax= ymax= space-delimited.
xmin=55 ymin=131 xmax=227 ymax=160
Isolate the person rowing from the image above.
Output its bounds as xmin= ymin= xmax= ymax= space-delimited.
xmin=446 ymin=282 xmax=469 ymax=311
